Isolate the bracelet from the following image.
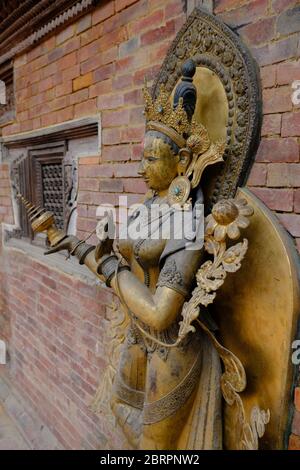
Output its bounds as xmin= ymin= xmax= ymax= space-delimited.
xmin=98 ymin=255 xmax=118 ymax=287
xmin=98 ymin=255 xmax=130 ymax=287
xmin=74 ymin=243 xmax=95 ymax=265
xmin=69 ymin=239 xmax=85 ymax=256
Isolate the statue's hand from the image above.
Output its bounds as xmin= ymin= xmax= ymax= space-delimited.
xmin=44 ymin=235 xmax=79 ymax=255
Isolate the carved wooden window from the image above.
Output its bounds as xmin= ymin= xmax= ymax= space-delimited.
xmin=18 ymin=142 xmax=67 ymax=241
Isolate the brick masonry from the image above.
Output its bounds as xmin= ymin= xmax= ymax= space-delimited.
xmin=0 ymin=238 xmax=123 ymax=449
xmin=0 ymin=0 xmax=299 ymax=449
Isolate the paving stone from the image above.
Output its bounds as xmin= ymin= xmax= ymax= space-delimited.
xmin=0 ymin=404 xmax=29 ymax=450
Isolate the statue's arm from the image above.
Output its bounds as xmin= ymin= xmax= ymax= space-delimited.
xmin=69 ymin=243 xmax=198 ymax=331
xmin=109 ymin=270 xmax=184 ymax=331
xmin=45 ymin=236 xmax=111 ymax=280
xmin=79 ymin=246 xmax=101 ymax=276
xmin=47 ymin=239 xmax=188 ymax=331
xmin=45 ymin=236 xmax=100 ymax=275
xmin=109 ymin=246 xmax=204 ymax=332
xmin=46 ymin=236 xmax=203 ymax=332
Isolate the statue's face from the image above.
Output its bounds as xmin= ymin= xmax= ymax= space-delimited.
xmin=139 ymin=134 xmax=178 ymax=191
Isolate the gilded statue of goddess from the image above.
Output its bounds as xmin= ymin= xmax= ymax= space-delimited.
xmin=21 ymin=59 xmax=267 ymax=450
xmin=18 ymin=8 xmax=300 ymax=450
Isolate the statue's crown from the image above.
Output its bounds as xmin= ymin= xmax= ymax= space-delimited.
xmin=143 ymin=59 xmax=197 ymax=148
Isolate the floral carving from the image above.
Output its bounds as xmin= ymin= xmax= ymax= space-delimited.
xmin=206 ymin=198 xmax=254 ymax=241
xmin=177 ymin=196 xmax=270 ymax=450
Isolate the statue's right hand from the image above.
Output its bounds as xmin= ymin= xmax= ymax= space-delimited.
xmin=44 ymin=235 xmax=79 ymax=255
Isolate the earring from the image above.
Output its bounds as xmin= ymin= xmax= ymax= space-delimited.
xmin=168 ymin=168 xmax=191 ymax=208
xmin=168 ymin=175 xmax=191 ymax=207
xmin=168 ymin=148 xmax=192 ymax=207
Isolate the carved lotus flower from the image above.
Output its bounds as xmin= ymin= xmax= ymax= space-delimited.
xmin=206 ymin=198 xmax=254 ymax=242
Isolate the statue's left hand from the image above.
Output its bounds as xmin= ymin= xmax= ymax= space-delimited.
xmin=44 ymin=235 xmax=79 ymax=255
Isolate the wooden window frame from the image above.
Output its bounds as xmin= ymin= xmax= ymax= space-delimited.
xmin=18 ymin=141 xmax=66 ymax=242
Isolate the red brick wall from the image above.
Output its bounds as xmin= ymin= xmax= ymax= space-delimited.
xmin=0 ymin=0 xmax=299 ymax=449
xmin=0 ymin=163 xmax=14 ymax=344
xmin=0 ymin=248 xmax=121 ymax=449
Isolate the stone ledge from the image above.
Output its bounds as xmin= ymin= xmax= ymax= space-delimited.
xmin=4 ymin=237 xmax=107 ymax=289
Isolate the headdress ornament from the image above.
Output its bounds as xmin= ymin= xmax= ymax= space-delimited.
xmin=143 ymin=59 xmax=226 ymax=200
xmin=143 ymin=59 xmax=197 ymax=148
